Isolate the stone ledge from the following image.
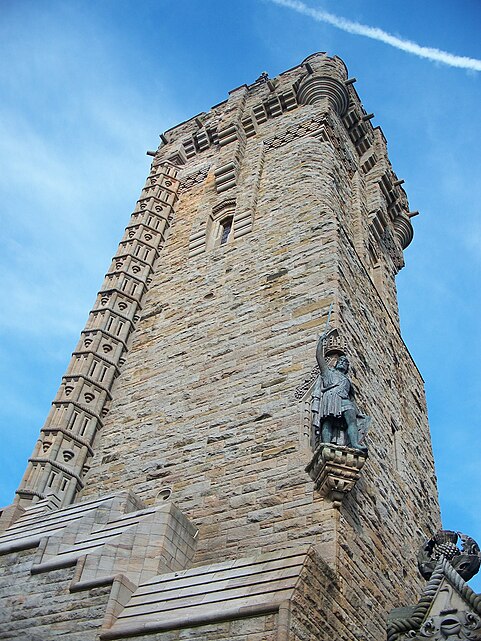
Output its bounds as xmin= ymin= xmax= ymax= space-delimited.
xmin=0 ymin=491 xmax=197 ymax=589
xmin=100 ymin=546 xmax=312 ymax=639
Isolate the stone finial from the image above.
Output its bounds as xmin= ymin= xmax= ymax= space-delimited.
xmin=255 ymin=71 xmax=269 ymax=83
xmin=418 ymin=530 xmax=481 ymax=582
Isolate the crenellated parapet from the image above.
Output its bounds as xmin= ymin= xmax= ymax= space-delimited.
xmin=152 ymin=53 xmax=414 ymax=284
xmin=14 ymin=162 xmax=180 ymax=509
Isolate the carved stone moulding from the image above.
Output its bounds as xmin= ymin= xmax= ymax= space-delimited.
xmin=306 ymin=443 xmax=367 ymax=508
xmin=296 ymin=75 xmax=350 ymax=117
xmin=388 ymin=559 xmax=481 ymax=641
xmin=394 ymin=212 xmax=414 ymax=250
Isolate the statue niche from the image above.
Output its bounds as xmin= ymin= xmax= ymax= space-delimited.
xmin=312 ymin=328 xmax=370 ymax=452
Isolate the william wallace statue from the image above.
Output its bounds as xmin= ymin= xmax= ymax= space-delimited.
xmin=312 ymin=329 xmax=370 ymax=453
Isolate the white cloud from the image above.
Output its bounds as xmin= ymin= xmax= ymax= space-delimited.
xmin=270 ymin=0 xmax=481 ymax=71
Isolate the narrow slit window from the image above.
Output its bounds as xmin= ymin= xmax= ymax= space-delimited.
xmin=61 ymin=478 xmax=69 ymax=492
xmin=219 ymin=216 xmax=234 ymax=246
xmin=391 ymin=419 xmax=401 ymax=472
xmin=80 ymin=417 xmax=90 ymax=436
xmin=116 ymin=321 xmax=124 ymax=336
xmin=99 ymin=366 xmax=108 ymax=383
xmin=69 ymin=411 xmax=80 ymax=430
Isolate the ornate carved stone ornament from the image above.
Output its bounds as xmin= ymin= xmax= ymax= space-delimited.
xmin=306 ymin=444 xmax=367 ymax=508
xmin=418 ymin=530 xmax=481 ymax=582
xmin=388 ymin=558 xmax=481 ymax=641
xmin=415 ymin=611 xmax=481 ymax=640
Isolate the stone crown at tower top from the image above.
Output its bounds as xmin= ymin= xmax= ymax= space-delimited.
xmin=156 ymin=51 xmax=415 ymax=257
xmin=164 ymin=52 xmax=354 ymax=137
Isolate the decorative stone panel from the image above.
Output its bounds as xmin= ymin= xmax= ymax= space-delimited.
xmin=388 ymin=559 xmax=481 ymax=641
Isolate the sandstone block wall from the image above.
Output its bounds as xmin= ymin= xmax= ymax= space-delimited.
xmin=80 ymin=53 xmax=438 ymax=623
xmin=2 ymin=53 xmax=440 ymax=640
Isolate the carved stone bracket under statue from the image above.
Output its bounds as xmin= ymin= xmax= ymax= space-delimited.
xmin=306 ymin=443 xmax=367 ymax=507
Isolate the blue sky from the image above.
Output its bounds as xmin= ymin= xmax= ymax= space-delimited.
xmin=1 ymin=0 xmax=480 ymax=588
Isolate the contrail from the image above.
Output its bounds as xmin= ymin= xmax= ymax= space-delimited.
xmin=270 ymin=0 xmax=481 ymax=72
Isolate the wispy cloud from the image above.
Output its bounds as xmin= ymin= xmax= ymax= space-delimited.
xmin=270 ymin=0 xmax=481 ymax=72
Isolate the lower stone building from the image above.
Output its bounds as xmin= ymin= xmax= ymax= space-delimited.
xmin=1 ymin=52 xmax=477 ymax=641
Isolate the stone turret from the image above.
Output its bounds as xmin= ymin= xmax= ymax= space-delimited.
xmin=13 ymin=164 xmax=180 ymax=509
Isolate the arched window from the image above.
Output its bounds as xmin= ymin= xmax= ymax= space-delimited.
xmin=188 ymin=197 xmax=251 ymax=257
xmin=219 ymin=216 xmax=233 ymax=245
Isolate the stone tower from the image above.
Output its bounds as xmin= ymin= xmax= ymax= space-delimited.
xmin=0 ymin=53 xmax=440 ymax=641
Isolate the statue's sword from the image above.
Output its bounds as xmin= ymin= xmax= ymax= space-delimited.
xmin=323 ymin=302 xmax=333 ymax=335
xmin=295 ymin=302 xmax=334 ymax=399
